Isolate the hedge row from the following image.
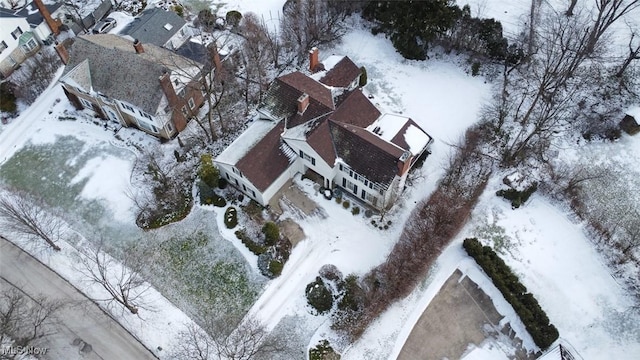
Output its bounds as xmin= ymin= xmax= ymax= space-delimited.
xmin=463 ymin=238 xmax=559 ymax=349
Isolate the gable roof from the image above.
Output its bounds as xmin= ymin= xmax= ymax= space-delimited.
xmin=16 ymin=2 xmax=62 ymax=27
xmin=330 ymin=121 xmax=404 ymax=185
xmin=328 ymin=89 xmax=380 ymax=128
xmin=236 ymin=122 xmax=294 ymax=192
xmin=61 ymin=34 xmax=199 ymax=114
xmin=0 ymin=7 xmax=22 ymax=18
xmin=319 ymin=56 xmax=361 ymax=88
xmin=259 ymin=71 xmax=334 ymax=127
xmin=121 ymin=7 xmax=186 ymax=47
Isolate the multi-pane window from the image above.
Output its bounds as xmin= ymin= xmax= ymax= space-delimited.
xmin=79 ymin=97 xmax=93 ymax=109
xmin=299 ymin=150 xmax=316 ymax=166
xmin=120 ymin=102 xmax=135 ymax=112
xmin=181 ymin=106 xmax=188 ymax=116
xmin=188 ymin=97 xmax=195 ymax=109
xmin=21 ymin=38 xmax=37 ymax=52
xmin=11 ymin=27 xmax=23 ymax=40
xmin=138 ymin=110 xmax=154 ymax=121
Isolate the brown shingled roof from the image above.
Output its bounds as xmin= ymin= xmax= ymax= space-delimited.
xmin=389 ymin=118 xmax=429 ymax=153
xmin=306 ymin=119 xmax=336 ymax=166
xmin=319 ymin=57 xmax=361 ymax=88
xmin=330 ymin=121 xmax=404 ymax=185
xmin=278 ymin=72 xmax=334 ymax=109
xmin=328 ymin=90 xmax=381 ymax=128
xmin=236 ymin=122 xmax=293 ymax=192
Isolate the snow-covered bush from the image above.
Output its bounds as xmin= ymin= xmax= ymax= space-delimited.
xmin=235 ymin=229 xmax=266 ymax=255
xmin=306 ymin=277 xmax=334 ymax=314
xmin=309 ymin=339 xmax=340 ymax=360
xmin=224 ymin=207 xmax=237 ymax=229
xmin=319 ymin=264 xmax=343 ymax=282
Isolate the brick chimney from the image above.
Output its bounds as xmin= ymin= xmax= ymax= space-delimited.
xmin=397 ymin=151 xmax=413 ymax=176
xmin=159 ymin=72 xmax=187 ymax=132
xmin=210 ymin=44 xmax=223 ymax=80
xmin=33 ymin=0 xmax=62 ymax=36
xmin=133 ymin=39 xmax=144 ymax=54
xmin=309 ymin=47 xmax=319 ymax=73
xmin=54 ymin=41 xmax=68 ymax=64
xmin=297 ymin=93 xmax=310 ymax=115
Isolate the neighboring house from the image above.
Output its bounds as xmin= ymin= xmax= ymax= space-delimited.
xmin=59 ymin=34 xmax=206 ymax=139
xmin=0 ymin=0 xmax=63 ymax=78
xmin=120 ymin=7 xmax=190 ymax=50
xmin=215 ymin=48 xmax=433 ymax=211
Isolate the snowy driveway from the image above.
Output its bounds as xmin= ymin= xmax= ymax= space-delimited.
xmin=0 ymin=236 xmax=157 ymax=360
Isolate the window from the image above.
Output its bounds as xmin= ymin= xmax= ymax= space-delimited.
xmin=181 ymin=106 xmax=188 ymax=116
xmin=21 ymin=38 xmax=37 ymax=52
xmin=299 ymin=150 xmax=316 ymax=166
xmin=138 ymin=110 xmax=154 ymax=120
xmin=178 ymin=88 xmax=185 ymax=97
xmin=242 ymin=184 xmax=247 ymax=191
xmin=166 ymin=121 xmax=174 ymax=132
xmin=188 ymin=97 xmax=195 ymax=109
xmin=353 ymin=184 xmax=358 ymax=195
xmin=11 ymin=27 xmax=23 ymax=40
xmin=232 ymin=167 xmax=242 ymax=177
xmin=225 ymin=173 xmax=229 ymax=180
xmin=364 ymin=179 xmax=368 ymax=186
xmin=136 ymin=119 xmax=158 ymax=133
xmin=252 ymin=190 xmax=256 ymax=197
xmin=339 ymin=164 xmax=343 ymax=171
xmin=0 ymin=41 xmax=7 ymax=53
xmin=361 ymin=189 xmax=366 ymax=199
xmin=120 ymin=102 xmax=134 ymax=112
xmin=79 ymin=97 xmax=93 ymax=109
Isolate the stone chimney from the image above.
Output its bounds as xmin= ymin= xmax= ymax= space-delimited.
xmin=309 ymin=47 xmax=319 ymax=73
xmin=33 ymin=0 xmax=62 ymax=36
xmin=54 ymin=41 xmax=68 ymax=64
xmin=297 ymin=93 xmax=310 ymax=115
xmin=397 ymin=151 xmax=413 ymax=176
xmin=133 ymin=39 xmax=144 ymax=54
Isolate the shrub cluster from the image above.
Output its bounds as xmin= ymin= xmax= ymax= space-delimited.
xmin=351 ymin=206 xmax=360 ymax=215
xmin=496 ymin=183 xmax=537 ymax=208
xmin=269 ymin=260 xmax=283 ymax=277
xmin=309 ymin=340 xmax=340 ymax=360
xmin=306 ymin=277 xmax=334 ymax=314
xmin=234 ymin=229 xmax=266 ymax=255
xmin=463 ymin=238 xmax=559 ymax=349
xmin=342 ymin=200 xmax=350 ymax=209
xmin=224 ymin=207 xmax=237 ymax=229
xmin=262 ymin=222 xmax=279 ymax=246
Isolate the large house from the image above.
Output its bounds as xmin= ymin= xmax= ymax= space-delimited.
xmin=120 ymin=7 xmax=190 ymax=51
xmin=59 ymin=34 xmax=206 ymax=139
xmin=214 ymin=49 xmax=433 ymax=210
xmin=0 ymin=0 xmax=63 ymax=78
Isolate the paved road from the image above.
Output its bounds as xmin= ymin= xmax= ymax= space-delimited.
xmin=0 ymin=236 xmax=157 ymax=360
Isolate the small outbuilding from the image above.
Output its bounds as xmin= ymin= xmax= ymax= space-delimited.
xmin=620 ymin=106 xmax=640 ymax=135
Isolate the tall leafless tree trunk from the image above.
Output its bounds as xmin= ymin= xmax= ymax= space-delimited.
xmin=616 ymin=28 xmax=640 ymax=77
xmin=566 ymin=0 xmax=579 ymax=16
xmin=76 ymin=242 xmax=150 ymax=315
xmin=0 ymin=190 xmax=63 ymax=251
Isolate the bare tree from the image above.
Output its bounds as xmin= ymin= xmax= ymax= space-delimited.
xmin=584 ymin=0 xmax=640 ymax=56
xmin=173 ymin=313 xmax=289 ymax=360
xmin=0 ymin=190 xmax=63 ymax=251
xmin=9 ymin=47 xmax=60 ymax=105
xmin=76 ymin=242 xmax=151 ymax=315
xmin=280 ymin=0 xmax=346 ymax=61
xmin=0 ymin=288 xmax=65 ymax=355
xmin=616 ymin=25 xmax=640 ymax=77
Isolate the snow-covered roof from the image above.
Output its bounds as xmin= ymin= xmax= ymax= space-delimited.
xmin=215 ymin=119 xmax=278 ymax=165
xmin=403 ymin=124 xmax=431 ymax=156
xmin=367 ymin=114 xmax=410 ymax=141
xmin=626 ymin=106 xmax=640 ymax=119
